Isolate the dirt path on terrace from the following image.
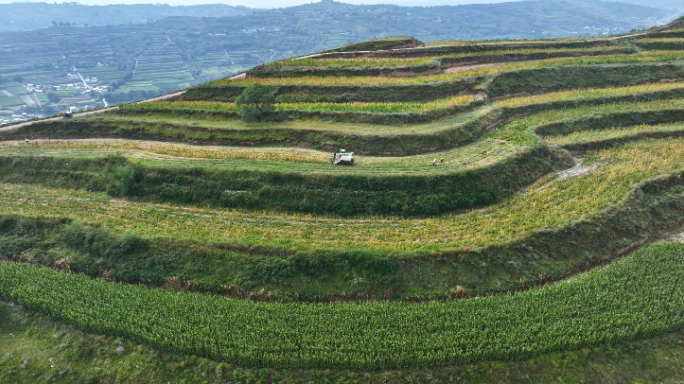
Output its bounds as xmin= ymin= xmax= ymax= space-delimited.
xmin=0 ymin=90 xmax=186 ymax=133
xmin=444 ymin=63 xmax=504 ymax=73
xmin=556 ymin=158 xmax=600 ymax=180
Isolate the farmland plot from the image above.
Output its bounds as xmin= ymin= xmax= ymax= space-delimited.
xmin=4 ymin=17 xmax=684 ymax=382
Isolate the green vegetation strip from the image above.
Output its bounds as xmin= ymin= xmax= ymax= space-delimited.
xmin=634 ymin=38 xmax=684 ymax=43
xmin=130 ymin=81 xmax=684 ymax=126
xmin=6 ymin=106 xmax=502 ymax=156
xmin=121 ymin=95 xmax=479 ymax=114
xmin=495 ymin=81 xmax=684 ymax=108
xmin=321 ymin=35 xmax=417 ymax=53
xmin=424 ymin=38 xmax=600 ymax=46
xmin=210 ymin=51 xmax=684 ymax=86
xmin=273 ymin=47 xmax=622 ymax=68
xmin=501 ymin=98 xmax=684 ymax=137
xmin=547 ymin=123 xmax=684 ymax=147
xmin=2 ymin=241 xmax=684 ymax=369
xmin=633 ymin=38 xmax=684 ymax=50
xmin=7 ymin=302 xmax=684 ymax=384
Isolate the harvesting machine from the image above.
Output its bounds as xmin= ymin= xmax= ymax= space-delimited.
xmin=332 ymin=150 xmax=354 ymax=165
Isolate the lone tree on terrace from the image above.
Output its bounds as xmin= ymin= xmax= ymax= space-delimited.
xmin=235 ymin=84 xmax=277 ymax=122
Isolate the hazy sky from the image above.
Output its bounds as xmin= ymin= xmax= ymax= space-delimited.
xmin=2 ymin=0 xmax=524 ymax=8
xmin=1 ymin=0 xmax=679 ymax=9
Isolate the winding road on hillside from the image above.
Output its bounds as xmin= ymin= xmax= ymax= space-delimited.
xmin=0 ymin=90 xmax=186 ymax=133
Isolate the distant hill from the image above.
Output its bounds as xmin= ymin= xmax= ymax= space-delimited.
xmin=603 ymin=0 xmax=684 ymax=10
xmin=0 ymin=3 xmax=252 ymax=32
xmin=0 ymin=0 xmax=671 ymax=35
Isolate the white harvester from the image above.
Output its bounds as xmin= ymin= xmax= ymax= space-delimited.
xmin=331 ymin=149 xmax=354 ymax=165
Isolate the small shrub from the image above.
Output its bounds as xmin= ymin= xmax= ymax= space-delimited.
xmin=114 ymin=165 xmax=144 ymax=196
xmin=235 ymin=84 xmax=277 ymax=122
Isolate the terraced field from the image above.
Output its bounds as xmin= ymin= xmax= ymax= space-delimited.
xmin=3 ymin=17 xmax=684 ymax=384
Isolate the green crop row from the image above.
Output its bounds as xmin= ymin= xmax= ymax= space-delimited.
xmin=423 ymin=37 xmax=604 ymax=46
xmin=116 ymin=95 xmax=484 ymax=125
xmin=128 ymin=80 xmax=684 ymax=127
xmin=176 ymin=72 xmax=684 ymax=128
xmin=0 ymin=95 xmax=25 ymax=108
xmin=641 ymin=29 xmax=684 ymax=39
xmin=121 ymin=95 xmax=479 ymax=114
xmin=3 ymin=240 xmax=684 ymax=369
xmin=8 ymin=105 xmax=503 ymax=155
xmin=547 ymin=123 xmax=684 ymax=151
xmin=211 ymin=51 xmax=684 ymax=87
xmin=525 ymin=98 xmax=684 ymax=136
xmin=321 ymin=36 xmax=418 ymax=53
xmin=272 ymin=56 xmax=434 ymax=68
xmin=186 ymin=63 xmax=684 ymax=104
xmin=274 ymin=46 xmax=623 ymax=68
xmin=120 ymin=78 xmax=684 ymax=125
xmin=495 ymin=81 xmax=684 ymax=108
xmin=249 ymin=48 xmax=634 ymax=78
xmin=634 ymin=38 xmax=684 ymax=43
xmin=320 ymin=39 xmax=610 ymax=59
xmin=247 ymin=61 xmax=441 ymax=78
xmin=633 ymin=38 xmax=684 ymax=50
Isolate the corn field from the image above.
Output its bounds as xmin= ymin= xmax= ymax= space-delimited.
xmin=1 ymin=241 xmax=684 ymax=369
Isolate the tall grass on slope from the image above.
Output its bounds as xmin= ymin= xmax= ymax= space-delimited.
xmin=2 ymin=241 xmax=684 ymax=369
xmin=424 ymin=37 xmax=617 ymax=46
xmin=0 ymin=140 xmax=328 ymax=163
xmin=634 ymin=38 xmax=684 ymax=43
xmin=633 ymin=38 xmax=684 ymax=50
xmin=501 ymin=97 xmax=684 ymax=136
xmin=272 ymin=46 xmax=621 ymax=68
xmin=212 ymin=51 xmax=684 ymax=86
xmin=0 ymin=135 xmax=514 ymax=173
xmin=545 ymin=123 xmax=684 ymax=146
xmin=121 ymin=95 xmax=478 ymax=114
xmin=0 ymin=138 xmax=683 ymax=251
xmin=494 ymin=81 xmax=684 ymax=108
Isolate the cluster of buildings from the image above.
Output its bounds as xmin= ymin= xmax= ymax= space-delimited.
xmin=0 ymin=112 xmax=43 ymax=126
xmin=24 ymin=84 xmax=44 ymax=92
xmin=59 ymin=74 xmax=109 ymax=95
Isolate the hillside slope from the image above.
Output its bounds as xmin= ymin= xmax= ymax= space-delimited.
xmin=2 ymin=16 xmax=684 ymax=383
